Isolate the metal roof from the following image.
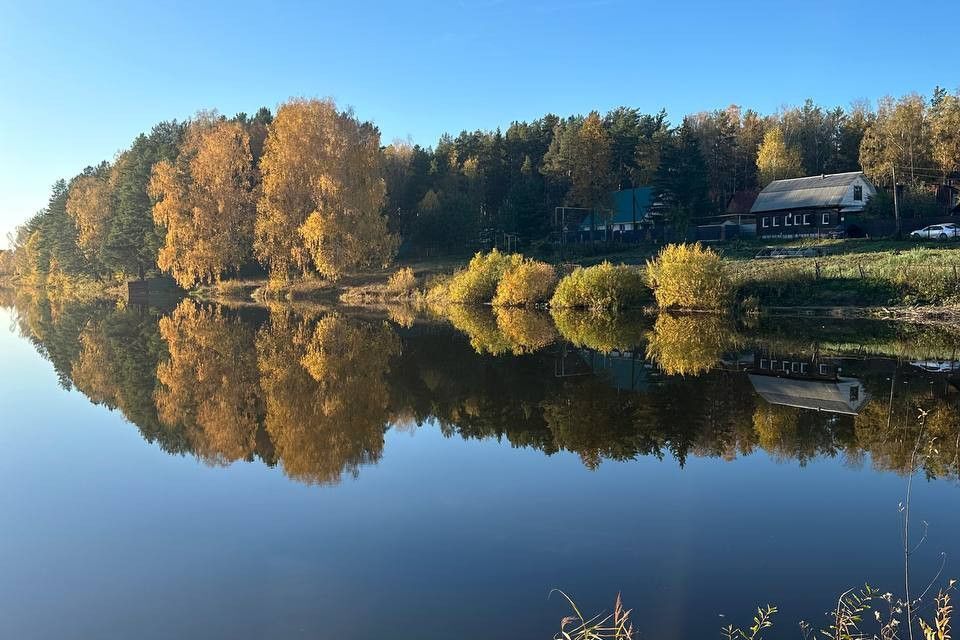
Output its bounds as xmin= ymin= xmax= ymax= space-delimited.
xmin=748 ymin=374 xmax=865 ymax=415
xmin=751 ymin=172 xmax=864 ymax=214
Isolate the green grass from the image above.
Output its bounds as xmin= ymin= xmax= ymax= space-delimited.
xmin=728 ymin=242 xmax=960 ymax=307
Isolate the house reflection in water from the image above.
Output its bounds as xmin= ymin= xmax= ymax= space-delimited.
xmin=746 ymin=350 xmax=868 ymax=415
xmin=554 ymin=346 xmax=651 ymax=392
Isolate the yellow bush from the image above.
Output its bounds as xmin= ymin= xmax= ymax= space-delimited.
xmin=493 ymin=259 xmax=557 ymax=306
xmin=386 ymin=267 xmax=418 ymax=297
xmin=549 ymin=262 xmax=648 ymax=310
xmin=424 ymin=273 xmax=453 ymax=303
xmin=645 ymin=243 xmax=731 ymax=310
xmin=447 ymin=249 xmax=523 ymax=304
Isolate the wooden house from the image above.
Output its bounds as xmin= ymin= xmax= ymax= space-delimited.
xmin=752 ymin=172 xmax=876 ymax=238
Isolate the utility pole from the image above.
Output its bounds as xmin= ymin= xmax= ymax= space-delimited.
xmin=892 ymin=164 xmax=901 ymax=238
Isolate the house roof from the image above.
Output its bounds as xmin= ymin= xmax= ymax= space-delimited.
xmin=751 ymin=172 xmax=866 ymax=214
xmin=748 ymin=374 xmax=864 ymax=415
xmin=725 ymin=190 xmax=759 ymax=215
xmin=579 ymin=187 xmax=654 ymax=229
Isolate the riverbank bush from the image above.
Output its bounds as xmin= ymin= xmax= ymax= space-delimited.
xmin=550 ymin=262 xmax=648 ymax=310
xmin=493 ymin=259 xmax=557 ymax=306
xmin=443 ymin=249 xmax=522 ymax=304
xmin=645 ymin=243 xmax=731 ymax=311
xmin=386 ymin=267 xmax=419 ymax=297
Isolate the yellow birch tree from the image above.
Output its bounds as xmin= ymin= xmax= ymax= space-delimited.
xmin=255 ymin=98 xmax=397 ymax=281
xmin=149 ymin=116 xmax=256 ymax=287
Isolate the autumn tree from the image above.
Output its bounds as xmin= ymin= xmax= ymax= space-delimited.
xmin=756 ymin=126 xmax=803 ymax=186
xmin=149 ymin=115 xmax=256 ymax=287
xmin=860 ymin=94 xmax=931 ymax=186
xmin=66 ymin=162 xmax=113 ymax=268
xmin=255 ymin=98 xmax=397 ymax=281
xmin=930 ymin=88 xmax=960 ymax=180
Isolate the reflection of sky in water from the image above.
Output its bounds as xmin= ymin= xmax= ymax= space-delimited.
xmin=0 ymin=307 xmax=958 ymax=640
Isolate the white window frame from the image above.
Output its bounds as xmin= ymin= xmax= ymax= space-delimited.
xmin=822 ymin=213 xmax=830 ymax=225
xmin=762 ymin=217 xmax=770 ymax=228
xmin=760 ymin=359 xmax=769 ymax=369
xmin=819 ymin=364 xmax=829 ymax=375
xmin=772 ymin=216 xmax=780 ymax=227
xmin=803 ymin=214 xmax=811 ymax=225
xmin=853 ymin=185 xmax=863 ymax=201
xmin=785 ymin=214 xmax=792 ymax=226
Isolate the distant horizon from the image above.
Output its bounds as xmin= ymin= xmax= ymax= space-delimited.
xmin=3 ymin=0 xmax=958 ymax=245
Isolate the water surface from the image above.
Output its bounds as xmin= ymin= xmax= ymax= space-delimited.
xmin=1 ymin=296 xmax=958 ymax=639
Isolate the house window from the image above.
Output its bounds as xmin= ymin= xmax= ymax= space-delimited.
xmin=803 ymin=214 xmax=812 ymax=225
xmin=785 ymin=214 xmax=792 ymax=226
xmin=819 ymin=364 xmax=829 ymax=375
xmin=782 ymin=361 xmax=790 ymax=372
xmin=762 ymin=217 xmax=770 ymax=228
xmin=773 ymin=216 xmax=780 ymax=227
xmin=791 ymin=362 xmax=800 ymax=372
xmin=760 ymin=359 xmax=769 ymax=370
xmin=801 ymin=363 xmax=809 ymax=373
xmin=853 ymin=185 xmax=863 ymax=201
xmin=849 ymin=386 xmax=860 ymax=402
xmin=822 ymin=213 xmax=830 ymax=225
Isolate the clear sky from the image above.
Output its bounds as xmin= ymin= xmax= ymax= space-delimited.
xmin=1 ymin=0 xmax=957 ymax=245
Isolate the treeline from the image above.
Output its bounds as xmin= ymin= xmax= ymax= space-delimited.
xmin=6 ymin=88 xmax=960 ymax=289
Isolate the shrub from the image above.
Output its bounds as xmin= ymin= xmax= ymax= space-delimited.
xmin=386 ymin=267 xmax=418 ymax=297
xmin=423 ymin=272 xmax=449 ymax=300
xmin=493 ymin=259 xmax=557 ymax=306
xmin=645 ymin=243 xmax=731 ymax=310
xmin=550 ymin=262 xmax=648 ymax=310
xmin=447 ymin=249 xmax=523 ymax=304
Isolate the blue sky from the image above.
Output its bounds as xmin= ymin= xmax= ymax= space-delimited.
xmin=1 ymin=0 xmax=957 ymax=244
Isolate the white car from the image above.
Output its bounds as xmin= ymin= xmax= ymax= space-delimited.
xmin=909 ymin=223 xmax=960 ymax=240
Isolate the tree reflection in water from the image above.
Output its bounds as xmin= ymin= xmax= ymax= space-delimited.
xmin=8 ymin=295 xmax=960 ymax=485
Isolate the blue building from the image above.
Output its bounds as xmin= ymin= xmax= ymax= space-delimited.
xmin=572 ymin=187 xmax=658 ymax=241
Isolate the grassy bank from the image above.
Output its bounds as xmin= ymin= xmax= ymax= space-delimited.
xmin=192 ymin=239 xmax=960 ymax=325
xmin=730 ymin=242 xmax=960 ymax=308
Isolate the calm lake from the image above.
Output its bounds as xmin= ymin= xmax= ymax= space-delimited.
xmin=1 ymin=293 xmax=959 ymax=639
